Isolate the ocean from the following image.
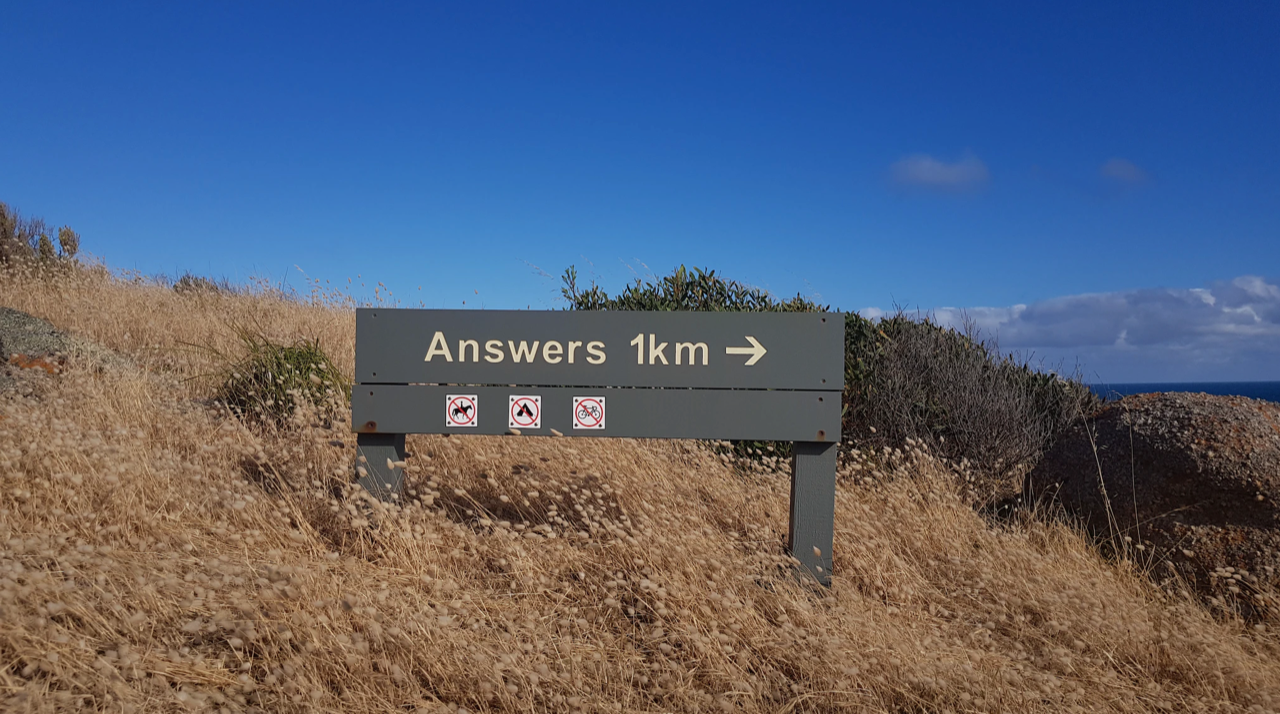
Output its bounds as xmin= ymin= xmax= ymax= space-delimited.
xmin=1088 ymin=381 xmax=1280 ymax=403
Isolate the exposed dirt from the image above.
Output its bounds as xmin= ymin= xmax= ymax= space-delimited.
xmin=1029 ymin=391 xmax=1280 ymax=620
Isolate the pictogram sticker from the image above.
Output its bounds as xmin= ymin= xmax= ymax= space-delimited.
xmin=572 ymin=396 xmax=605 ymax=430
xmin=445 ymin=394 xmax=478 ymax=427
xmin=509 ymin=395 xmax=542 ymax=429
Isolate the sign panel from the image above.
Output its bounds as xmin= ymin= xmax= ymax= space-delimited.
xmin=354 ymin=309 xmax=843 ymax=390
xmin=353 ymin=385 xmax=839 ymax=442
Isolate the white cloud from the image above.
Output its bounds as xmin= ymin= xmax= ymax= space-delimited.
xmin=1100 ymin=157 xmax=1148 ymax=184
xmin=872 ymin=276 xmax=1280 ymax=382
xmin=890 ymin=153 xmax=989 ymax=191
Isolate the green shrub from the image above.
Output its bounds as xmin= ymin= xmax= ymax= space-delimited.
xmin=844 ymin=312 xmax=1098 ymax=501
xmin=561 ymin=265 xmax=822 ymax=313
xmin=215 ymin=327 xmax=349 ymax=427
xmin=562 ymin=265 xmax=825 ymax=465
xmin=561 ymin=264 xmax=1097 ymax=498
xmin=173 ymin=272 xmax=235 ymax=296
xmin=0 ymin=201 xmax=82 ymax=267
xmin=57 ymin=226 xmax=80 ymax=259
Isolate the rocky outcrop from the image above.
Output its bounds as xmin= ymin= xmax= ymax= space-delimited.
xmin=0 ymin=308 xmax=71 ymax=392
xmin=1029 ymin=391 xmax=1280 ymax=619
xmin=0 ymin=307 xmax=79 ymax=357
xmin=0 ymin=307 xmax=126 ymax=393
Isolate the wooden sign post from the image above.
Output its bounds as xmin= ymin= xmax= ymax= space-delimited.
xmin=351 ymin=309 xmax=844 ymax=584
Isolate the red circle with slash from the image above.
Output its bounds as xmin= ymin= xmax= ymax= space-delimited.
xmin=447 ymin=395 xmax=477 ymax=426
xmin=510 ymin=397 xmax=540 ymax=427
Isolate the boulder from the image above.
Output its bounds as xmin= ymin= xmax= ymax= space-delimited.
xmin=0 ymin=307 xmax=125 ymax=384
xmin=1028 ymin=391 xmax=1280 ymax=619
xmin=0 ymin=307 xmax=75 ymax=356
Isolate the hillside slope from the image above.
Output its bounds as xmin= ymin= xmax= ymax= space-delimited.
xmin=2 ymin=268 xmax=1278 ymax=713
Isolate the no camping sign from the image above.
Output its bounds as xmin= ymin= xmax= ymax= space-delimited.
xmin=509 ymin=395 xmax=541 ymax=429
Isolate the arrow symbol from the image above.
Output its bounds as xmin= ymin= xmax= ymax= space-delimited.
xmin=725 ymin=336 xmax=768 ymax=366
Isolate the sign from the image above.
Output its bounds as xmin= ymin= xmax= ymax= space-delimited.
xmin=445 ymin=394 xmax=478 ymax=427
xmin=352 ymin=308 xmax=843 ymax=586
xmin=572 ymin=396 xmax=605 ymax=430
xmin=355 ymin=309 xmax=843 ymax=390
xmin=509 ymin=395 xmax=541 ymax=430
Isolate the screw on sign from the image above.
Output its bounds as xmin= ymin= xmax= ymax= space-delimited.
xmin=445 ymin=395 xmax=478 ymax=427
xmin=572 ymin=397 xmax=605 ymax=429
xmin=509 ymin=395 xmax=541 ymax=429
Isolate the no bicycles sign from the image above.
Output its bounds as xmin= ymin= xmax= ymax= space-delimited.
xmin=572 ymin=397 xmax=605 ymax=429
xmin=351 ymin=308 xmax=844 ymax=584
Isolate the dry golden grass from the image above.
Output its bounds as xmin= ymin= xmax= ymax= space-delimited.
xmin=2 ymin=265 xmax=1279 ymax=713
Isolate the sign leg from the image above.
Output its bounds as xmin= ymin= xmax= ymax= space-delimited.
xmin=789 ymin=441 xmax=837 ymax=586
xmin=355 ymin=433 xmax=406 ymax=501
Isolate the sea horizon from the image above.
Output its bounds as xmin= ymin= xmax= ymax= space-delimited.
xmin=1088 ymin=381 xmax=1280 ymax=403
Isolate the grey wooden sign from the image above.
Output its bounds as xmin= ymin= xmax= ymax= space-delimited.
xmin=352 ymin=308 xmax=843 ymax=585
xmin=355 ymin=309 xmax=842 ymax=389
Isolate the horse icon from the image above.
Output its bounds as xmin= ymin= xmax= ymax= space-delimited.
xmin=451 ymin=402 xmax=473 ymax=420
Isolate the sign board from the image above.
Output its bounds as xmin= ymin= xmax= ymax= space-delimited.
xmin=352 ymin=308 xmax=843 ymax=585
xmin=355 ymin=309 xmax=842 ymax=390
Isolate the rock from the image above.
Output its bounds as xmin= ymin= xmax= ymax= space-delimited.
xmin=0 ymin=307 xmax=77 ymax=357
xmin=0 ymin=307 xmax=126 ymax=388
xmin=1029 ymin=391 xmax=1280 ymax=619
xmin=0 ymin=307 xmax=73 ymax=393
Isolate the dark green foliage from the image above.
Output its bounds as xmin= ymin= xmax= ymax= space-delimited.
xmin=845 ymin=312 xmax=1099 ymax=500
xmin=561 ymin=265 xmax=824 ymax=313
xmin=562 ymin=265 xmax=826 ymax=463
xmin=0 ymin=202 xmax=82 ymax=266
xmin=215 ymin=327 xmax=349 ymax=427
xmin=561 ymin=264 xmax=1098 ymax=496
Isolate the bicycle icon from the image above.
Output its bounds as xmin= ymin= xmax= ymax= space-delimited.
xmin=572 ymin=397 xmax=605 ymax=429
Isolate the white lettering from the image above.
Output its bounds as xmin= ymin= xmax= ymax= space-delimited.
xmin=484 ymin=339 xmax=504 ymax=363
xmin=586 ymin=341 xmax=606 ymax=365
xmin=424 ymin=331 xmax=453 ymax=362
xmin=648 ymin=333 xmax=668 ymax=365
xmin=508 ymin=340 xmax=540 ymax=363
xmin=458 ymin=339 xmax=479 ymax=362
xmin=631 ymin=333 xmax=644 ymax=364
xmin=676 ymin=342 xmax=708 ymax=365
xmin=568 ymin=340 xmax=582 ymax=363
xmin=542 ymin=340 xmax=563 ymax=364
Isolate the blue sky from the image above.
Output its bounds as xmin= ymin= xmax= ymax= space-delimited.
xmin=2 ymin=2 xmax=1278 ymax=381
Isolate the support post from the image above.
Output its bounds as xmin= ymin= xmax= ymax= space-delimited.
xmin=789 ymin=441 xmax=837 ymax=586
xmin=355 ymin=433 xmax=406 ymax=501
